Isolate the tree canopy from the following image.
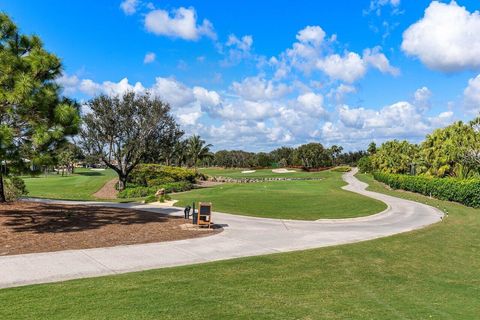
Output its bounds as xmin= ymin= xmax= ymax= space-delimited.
xmin=80 ymin=91 xmax=178 ymax=190
xmin=0 ymin=13 xmax=80 ymax=201
xmin=369 ymin=117 xmax=480 ymax=178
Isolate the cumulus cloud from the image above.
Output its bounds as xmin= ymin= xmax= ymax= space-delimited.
xmin=315 ymin=47 xmax=398 ymax=83
xmin=220 ymin=34 xmax=254 ymax=66
xmin=274 ymin=25 xmax=398 ymax=82
xmin=327 ymin=84 xmax=357 ymax=103
xmin=58 ymin=72 xmax=455 ymax=150
xmin=57 ymin=74 xmax=80 ymax=94
xmin=231 ymin=76 xmax=290 ymax=100
xmin=193 ymin=86 xmax=221 ymax=108
xmin=402 ymin=1 xmax=480 ymax=72
xmin=144 ymin=7 xmax=216 ymax=40
xmin=317 ymin=52 xmax=367 ymax=83
xmin=463 ymin=74 xmax=480 ymax=114
xmin=332 ymin=99 xmax=454 ymax=146
xmin=296 ymin=25 xmax=326 ymax=46
xmin=120 ymin=0 xmax=139 ymax=15
xmin=413 ymin=86 xmax=432 ymax=112
xmin=363 ymin=46 xmax=400 ymax=76
xmin=143 ymin=52 xmax=156 ymax=64
xmin=296 ymin=92 xmax=327 ymax=117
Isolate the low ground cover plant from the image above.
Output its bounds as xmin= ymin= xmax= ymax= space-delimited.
xmin=373 ymin=172 xmax=480 ymax=208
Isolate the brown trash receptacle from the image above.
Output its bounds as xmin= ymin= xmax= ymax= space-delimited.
xmin=197 ymin=202 xmax=213 ymax=228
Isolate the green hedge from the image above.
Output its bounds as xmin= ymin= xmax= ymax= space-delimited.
xmin=129 ymin=164 xmax=197 ymax=187
xmin=373 ymin=172 xmax=480 ymax=208
xmin=118 ymin=181 xmax=193 ymax=198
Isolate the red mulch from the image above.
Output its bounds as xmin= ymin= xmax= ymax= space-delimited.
xmin=0 ymin=201 xmax=220 ymax=256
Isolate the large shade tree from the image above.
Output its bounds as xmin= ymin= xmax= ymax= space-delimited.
xmin=295 ymin=143 xmax=333 ymax=168
xmin=0 ymin=14 xmax=80 ymax=202
xmin=81 ymin=92 xmax=178 ymax=190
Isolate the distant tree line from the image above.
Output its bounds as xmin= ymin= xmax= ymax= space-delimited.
xmin=209 ymin=144 xmax=366 ymax=169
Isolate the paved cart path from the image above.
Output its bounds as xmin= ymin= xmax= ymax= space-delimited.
xmin=0 ymin=169 xmax=444 ymax=289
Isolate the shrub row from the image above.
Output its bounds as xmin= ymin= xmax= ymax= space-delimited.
xmin=118 ymin=181 xmax=193 ymax=198
xmin=129 ymin=164 xmax=197 ymax=187
xmin=373 ymin=172 xmax=480 ymax=208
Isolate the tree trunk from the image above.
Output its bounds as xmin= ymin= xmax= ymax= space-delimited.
xmin=0 ymin=173 xmax=6 ymax=203
xmin=117 ymin=174 xmax=127 ymax=191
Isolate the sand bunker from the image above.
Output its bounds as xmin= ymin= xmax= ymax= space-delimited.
xmin=241 ymin=170 xmax=256 ymax=174
xmin=272 ymin=168 xmax=296 ymax=173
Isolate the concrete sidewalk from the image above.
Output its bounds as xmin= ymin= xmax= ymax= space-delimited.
xmin=0 ymin=169 xmax=444 ymax=289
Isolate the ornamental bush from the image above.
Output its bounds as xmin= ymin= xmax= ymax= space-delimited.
xmin=129 ymin=164 xmax=197 ymax=187
xmin=118 ymin=181 xmax=193 ymax=198
xmin=373 ymin=172 xmax=480 ymax=208
xmin=4 ymin=176 xmax=28 ymax=201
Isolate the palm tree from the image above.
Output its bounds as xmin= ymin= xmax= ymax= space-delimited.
xmin=186 ymin=135 xmax=213 ymax=168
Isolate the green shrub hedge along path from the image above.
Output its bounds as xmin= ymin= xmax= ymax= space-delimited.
xmin=0 ymin=172 xmax=475 ymax=319
xmin=174 ymin=170 xmax=387 ymax=220
xmin=373 ymin=171 xmax=480 ymax=208
xmin=23 ymin=168 xmax=117 ymax=201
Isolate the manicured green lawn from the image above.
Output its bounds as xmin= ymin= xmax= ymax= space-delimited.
xmin=174 ymin=170 xmax=387 ymax=220
xmin=23 ymin=168 xmax=117 ymax=201
xmin=199 ymin=167 xmax=328 ymax=179
xmin=1 ymin=173 xmax=478 ymax=319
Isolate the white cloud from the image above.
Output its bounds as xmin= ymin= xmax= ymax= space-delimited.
xmin=220 ymin=34 xmax=254 ymax=66
xmin=365 ymin=0 xmax=401 ymax=16
xmin=274 ymin=25 xmax=398 ymax=83
xmin=120 ymin=0 xmax=139 ymax=15
xmin=144 ymin=7 xmax=216 ymax=41
xmin=402 ymin=1 xmax=480 ymax=72
xmin=328 ymin=84 xmax=357 ymax=103
xmin=231 ymin=76 xmax=290 ymax=100
xmin=413 ymin=86 xmax=432 ymax=112
xmin=316 ymin=52 xmax=367 ymax=83
xmin=193 ymin=86 xmax=221 ymax=107
xmin=83 ymin=78 xmax=145 ymax=96
xmin=178 ymin=112 xmax=202 ymax=126
xmin=214 ymin=100 xmax=279 ymax=121
xmin=296 ymin=26 xmax=326 ymax=46
xmin=334 ymin=99 xmax=454 ymax=145
xmin=150 ymin=77 xmax=195 ymax=107
xmin=363 ymin=46 xmax=400 ymax=76
xmin=296 ymin=92 xmax=327 ymax=117
xmin=57 ymin=74 xmax=80 ymax=94
xmin=464 ymin=74 xmax=480 ymax=114
xmin=316 ymin=47 xmax=399 ymax=83
xmin=58 ymin=73 xmax=455 ymax=151
xmin=143 ymin=52 xmax=156 ymax=64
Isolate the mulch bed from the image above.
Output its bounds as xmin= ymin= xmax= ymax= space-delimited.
xmin=93 ymin=178 xmax=119 ymax=199
xmin=0 ymin=201 xmax=220 ymax=256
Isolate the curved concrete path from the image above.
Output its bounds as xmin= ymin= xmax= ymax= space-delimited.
xmin=0 ymin=169 xmax=444 ymax=289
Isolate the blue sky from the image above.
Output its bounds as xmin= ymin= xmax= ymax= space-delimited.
xmin=3 ymin=0 xmax=480 ymax=151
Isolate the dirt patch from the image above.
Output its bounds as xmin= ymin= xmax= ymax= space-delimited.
xmin=0 ymin=201 xmax=220 ymax=256
xmin=93 ymin=178 xmax=118 ymax=199
xmin=195 ymin=180 xmax=225 ymax=188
